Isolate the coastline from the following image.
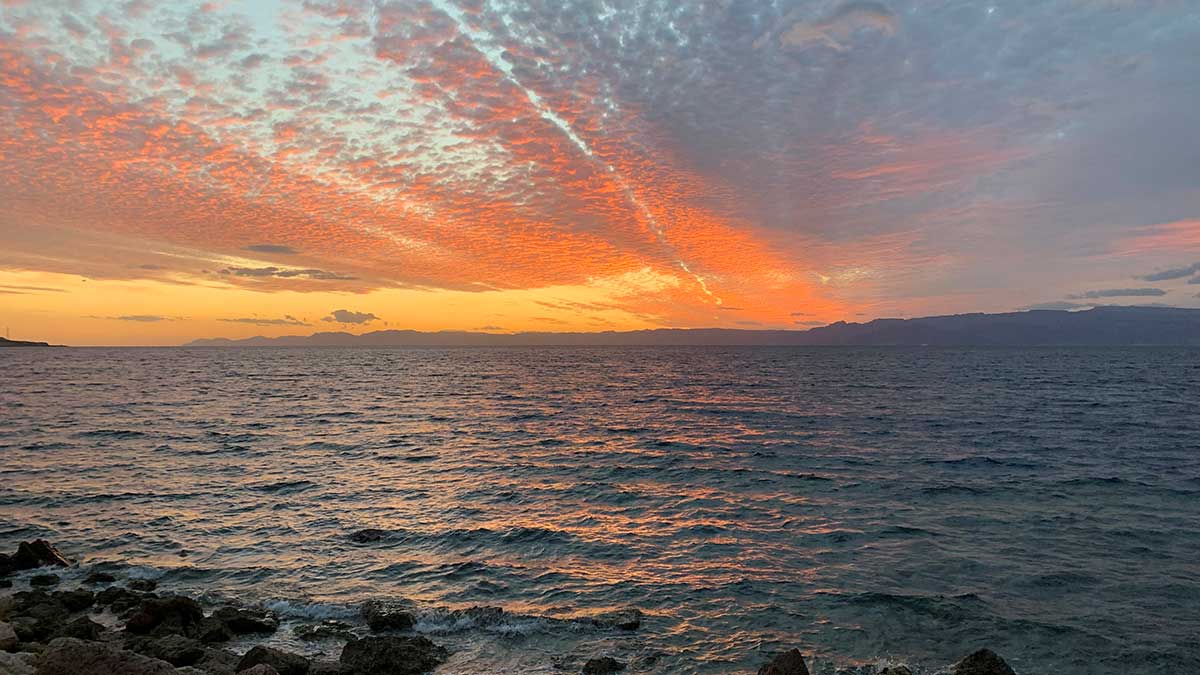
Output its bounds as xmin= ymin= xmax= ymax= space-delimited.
xmin=0 ymin=539 xmax=1018 ymax=675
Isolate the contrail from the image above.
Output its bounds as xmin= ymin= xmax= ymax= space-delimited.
xmin=429 ymin=0 xmax=720 ymax=304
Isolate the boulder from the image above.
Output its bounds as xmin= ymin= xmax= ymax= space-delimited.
xmin=0 ymin=553 xmax=14 ymax=578
xmin=951 ymin=649 xmax=1016 ymax=675
xmin=95 ymin=587 xmax=150 ymax=615
xmin=880 ymin=666 xmax=913 ymax=675
xmin=58 ymin=616 xmax=104 ymax=641
xmin=50 ymin=589 xmax=94 ymax=613
xmin=28 ymin=575 xmax=58 ymax=588
xmin=240 ymin=666 xmax=283 ymax=675
xmin=11 ymin=541 xmax=70 ymax=571
xmin=0 ymin=621 xmax=18 ymax=651
xmin=758 ymin=649 xmax=811 ymax=675
xmin=236 ymin=646 xmax=310 ymax=675
xmin=0 ymin=651 xmax=36 ymax=675
xmin=84 ymin=570 xmax=117 ymax=585
xmin=361 ymin=601 xmax=414 ymax=632
xmin=192 ymin=647 xmax=240 ymax=675
xmin=348 ymin=529 xmax=388 ymax=543
xmin=125 ymin=634 xmax=206 ymax=667
xmin=590 ymin=609 xmax=642 ymax=631
xmin=213 ymin=606 xmax=279 ymax=635
xmin=127 ymin=579 xmax=158 ymax=592
xmin=308 ymin=661 xmax=344 ymax=675
xmin=6 ymin=592 xmax=68 ymax=643
xmin=196 ymin=616 xmax=235 ymax=644
xmin=35 ymin=637 xmax=177 ymax=675
xmin=124 ymin=596 xmax=204 ymax=637
xmin=582 ymin=656 xmax=626 ymax=674
xmin=339 ymin=635 xmax=448 ymax=675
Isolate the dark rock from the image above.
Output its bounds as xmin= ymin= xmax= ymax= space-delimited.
xmin=51 ymin=589 xmax=94 ymax=612
xmin=590 ymin=608 xmax=642 ymax=631
xmin=125 ymin=595 xmax=204 ymax=637
xmin=309 ymin=660 xmax=344 ymax=675
xmin=11 ymin=540 xmax=70 ymax=570
xmin=213 ymin=606 xmax=279 ymax=635
xmin=7 ymin=592 xmax=68 ymax=642
xmin=127 ymin=579 xmax=158 ymax=592
xmin=880 ymin=667 xmax=913 ymax=675
xmin=361 ymin=600 xmax=415 ymax=632
xmin=448 ymin=606 xmax=504 ymax=626
xmin=758 ymin=649 xmax=811 ymax=675
xmin=348 ymin=529 xmax=388 ymax=543
xmin=236 ymin=645 xmax=311 ymax=675
xmin=192 ymin=646 xmax=240 ymax=675
xmin=126 ymin=633 xmax=206 ymax=667
xmin=0 ymin=651 xmax=35 ymax=675
xmin=28 ymin=574 xmax=59 ymax=588
xmin=59 ymin=616 xmax=104 ymax=641
xmin=84 ymin=570 xmax=118 ymax=585
xmin=952 ymin=649 xmax=1017 ymax=675
xmin=339 ymin=635 xmax=448 ymax=675
xmin=0 ymin=621 xmax=17 ymax=650
xmin=35 ymin=637 xmax=177 ymax=675
xmin=96 ymin=587 xmax=153 ymax=616
xmin=196 ymin=616 xmax=235 ymax=643
xmin=294 ymin=621 xmax=355 ymax=642
xmin=0 ymin=579 xmax=11 ymax=589
xmin=0 ymin=553 xmax=13 ymax=577
xmin=240 ymin=666 xmax=283 ymax=675
xmin=582 ymin=656 xmax=626 ymax=674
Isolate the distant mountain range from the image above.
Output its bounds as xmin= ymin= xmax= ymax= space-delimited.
xmin=184 ymin=306 xmax=1200 ymax=347
xmin=0 ymin=337 xmax=55 ymax=347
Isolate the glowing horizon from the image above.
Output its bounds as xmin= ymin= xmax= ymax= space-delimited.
xmin=2 ymin=1 xmax=1199 ymax=346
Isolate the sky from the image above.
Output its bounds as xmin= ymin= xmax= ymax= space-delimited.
xmin=1 ymin=0 xmax=1199 ymax=345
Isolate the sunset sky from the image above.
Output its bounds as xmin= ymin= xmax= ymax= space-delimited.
xmin=2 ymin=0 xmax=1199 ymax=345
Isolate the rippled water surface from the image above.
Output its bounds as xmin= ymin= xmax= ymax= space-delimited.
xmin=2 ymin=347 xmax=1199 ymax=674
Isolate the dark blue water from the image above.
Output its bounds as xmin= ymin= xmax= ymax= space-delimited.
xmin=2 ymin=347 xmax=1199 ymax=674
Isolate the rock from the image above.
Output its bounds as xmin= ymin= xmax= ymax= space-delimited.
xmin=880 ymin=666 xmax=913 ymax=675
xmin=84 ymin=570 xmax=118 ymax=585
xmin=6 ymin=592 xmax=68 ymax=643
xmin=309 ymin=660 xmax=344 ymax=675
xmin=0 ymin=621 xmax=18 ymax=651
xmin=35 ymin=637 xmax=177 ymax=675
xmin=127 ymin=579 xmax=158 ymax=592
xmin=239 ymin=666 xmax=283 ymax=675
xmin=124 ymin=596 xmax=204 ymax=637
xmin=951 ymin=649 xmax=1016 ymax=675
xmin=339 ymin=636 xmax=448 ymax=675
xmin=448 ymin=606 xmax=504 ymax=626
xmin=236 ymin=646 xmax=310 ymax=675
xmin=125 ymin=633 xmax=206 ymax=667
xmin=590 ymin=608 xmax=642 ymax=631
xmin=294 ymin=621 xmax=355 ymax=642
xmin=27 ymin=575 xmax=58 ymax=588
xmin=192 ymin=647 xmax=240 ymax=675
xmin=11 ymin=541 xmax=70 ymax=571
xmin=582 ymin=656 xmax=626 ymax=674
xmin=196 ymin=616 xmax=235 ymax=644
xmin=58 ymin=616 xmax=104 ymax=641
xmin=50 ymin=589 xmax=94 ymax=613
xmin=96 ymin=586 xmax=150 ymax=615
xmin=213 ymin=606 xmax=279 ymax=635
xmin=0 ymin=651 xmax=36 ymax=675
xmin=361 ymin=601 xmax=414 ymax=632
xmin=348 ymin=529 xmax=388 ymax=543
xmin=0 ymin=579 xmax=11 ymax=589
xmin=758 ymin=649 xmax=811 ymax=675
xmin=0 ymin=553 xmax=13 ymax=577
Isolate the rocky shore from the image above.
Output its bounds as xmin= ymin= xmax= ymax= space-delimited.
xmin=1 ymin=540 xmax=1020 ymax=675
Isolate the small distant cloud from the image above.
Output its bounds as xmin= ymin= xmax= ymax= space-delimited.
xmin=219 ymin=315 xmax=308 ymax=327
xmin=322 ymin=309 xmax=379 ymax=324
xmin=789 ymin=311 xmax=811 ymax=317
xmin=244 ymin=244 xmax=298 ymax=255
xmin=475 ymin=325 xmax=503 ymax=331
xmin=1024 ymin=301 xmax=1091 ymax=311
xmin=136 ymin=264 xmax=166 ymax=270
xmin=1189 ymin=276 xmax=1200 ymax=285
xmin=795 ymin=320 xmax=825 ymax=326
xmin=1068 ymin=288 xmax=1166 ymax=300
xmin=221 ymin=266 xmax=353 ymax=280
xmin=84 ymin=314 xmax=175 ymax=322
xmin=0 ymin=284 xmax=67 ymax=294
xmin=717 ymin=306 xmax=744 ymax=311
xmin=1140 ymin=262 xmax=1200 ymax=282
xmin=734 ymin=320 xmax=762 ymax=326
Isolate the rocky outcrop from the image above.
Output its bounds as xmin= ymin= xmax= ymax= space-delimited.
xmin=236 ymin=645 xmax=311 ymax=675
xmin=10 ymin=541 xmax=71 ymax=571
xmin=879 ymin=666 xmax=913 ymax=675
xmin=0 ymin=621 xmax=19 ymax=651
xmin=757 ymin=649 xmax=811 ymax=675
xmin=213 ymin=606 xmax=279 ymax=635
xmin=348 ymin=529 xmax=389 ymax=543
xmin=0 ymin=651 xmax=36 ymax=675
xmin=35 ymin=637 xmax=177 ymax=675
xmin=951 ymin=649 xmax=1017 ymax=675
xmin=582 ymin=656 xmax=626 ymax=674
xmin=125 ymin=634 xmax=207 ymax=667
xmin=125 ymin=596 xmax=205 ymax=637
xmin=339 ymin=635 xmax=448 ymax=675
xmin=589 ymin=608 xmax=642 ymax=631
xmin=361 ymin=600 xmax=415 ymax=632
xmin=128 ymin=579 xmax=159 ymax=592
xmin=239 ymin=665 xmax=283 ymax=675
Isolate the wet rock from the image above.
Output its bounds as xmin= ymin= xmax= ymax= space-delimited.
xmin=192 ymin=646 xmax=240 ymax=675
xmin=294 ymin=621 xmax=355 ymax=642
xmin=309 ymin=660 xmax=344 ymax=675
xmin=196 ymin=616 xmax=235 ymax=643
xmin=126 ymin=633 xmax=206 ymax=667
xmin=951 ymin=649 xmax=1016 ymax=675
xmin=879 ymin=667 xmax=912 ymax=675
xmin=757 ymin=649 xmax=811 ymax=675
xmin=0 ymin=621 xmax=18 ymax=651
xmin=35 ymin=637 xmax=177 ymax=675
xmin=124 ymin=595 xmax=204 ymax=637
xmin=339 ymin=635 xmax=448 ymax=675
xmin=11 ymin=541 xmax=70 ymax=571
xmin=0 ymin=553 xmax=13 ymax=577
xmin=448 ymin=606 xmax=504 ymax=626
xmin=239 ymin=665 xmax=283 ymax=675
xmin=582 ymin=656 xmax=626 ymax=674
xmin=361 ymin=600 xmax=414 ymax=632
xmin=236 ymin=645 xmax=310 ymax=675
xmin=28 ymin=575 xmax=59 ymax=588
xmin=213 ymin=606 xmax=279 ymax=635
xmin=51 ymin=589 xmax=94 ymax=613
xmin=127 ymin=579 xmax=158 ymax=592
xmin=590 ymin=608 xmax=642 ymax=631
xmin=84 ymin=570 xmax=118 ymax=585
xmin=7 ymin=592 xmax=68 ymax=642
xmin=348 ymin=529 xmax=388 ymax=543
xmin=59 ymin=616 xmax=104 ymax=641
xmin=0 ymin=651 xmax=36 ymax=675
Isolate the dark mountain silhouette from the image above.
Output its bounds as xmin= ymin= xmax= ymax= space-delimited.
xmin=184 ymin=306 xmax=1200 ymax=347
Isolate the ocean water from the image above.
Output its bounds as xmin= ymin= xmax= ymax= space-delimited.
xmin=1 ymin=346 xmax=1198 ymax=674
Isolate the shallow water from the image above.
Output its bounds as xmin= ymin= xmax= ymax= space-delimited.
xmin=2 ymin=346 xmax=1199 ymax=674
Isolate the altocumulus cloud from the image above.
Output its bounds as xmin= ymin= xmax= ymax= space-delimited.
xmin=219 ymin=315 xmax=308 ymax=327
xmin=220 ymin=266 xmax=355 ymax=281
xmin=1068 ymin=288 xmax=1166 ymax=300
xmin=323 ymin=309 xmax=380 ymax=325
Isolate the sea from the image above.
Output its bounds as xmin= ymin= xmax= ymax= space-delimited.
xmin=1 ymin=346 xmax=1198 ymax=674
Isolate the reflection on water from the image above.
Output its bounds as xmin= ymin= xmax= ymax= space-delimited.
xmin=2 ymin=347 xmax=1199 ymax=674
